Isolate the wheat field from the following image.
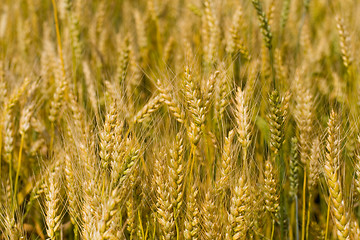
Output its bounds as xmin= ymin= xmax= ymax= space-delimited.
xmin=0 ymin=0 xmax=360 ymax=239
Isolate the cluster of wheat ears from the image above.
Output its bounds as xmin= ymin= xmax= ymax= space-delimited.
xmin=1 ymin=0 xmax=360 ymax=239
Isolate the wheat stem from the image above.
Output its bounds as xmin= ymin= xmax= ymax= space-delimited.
xmin=301 ymin=169 xmax=306 ymax=240
xmin=50 ymin=122 xmax=55 ymax=154
xmin=51 ymin=0 xmax=66 ymax=84
xmin=305 ymin=192 xmax=312 ymax=240
xmin=13 ymin=133 xmax=24 ymax=206
xmin=271 ymin=219 xmax=275 ymax=240
xmin=0 ymin=118 xmax=3 ymax=181
xmin=325 ymin=195 xmax=331 ymax=240
xmin=295 ymin=195 xmax=299 ymax=240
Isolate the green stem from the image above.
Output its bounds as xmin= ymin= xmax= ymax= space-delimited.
xmin=243 ymin=147 xmax=248 ymax=179
xmin=188 ymin=144 xmax=196 ymax=184
xmin=0 ymin=118 xmax=3 ymax=181
xmin=295 ymin=195 xmax=299 ymax=240
xmin=70 ymin=15 xmax=78 ymax=97
xmin=74 ymin=224 xmax=79 ymax=240
xmin=290 ymin=202 xmax=294 ymax=240
xmin=306 ymin=192 xmax=312 ymax=240
xmin=101 ymin=175 xmax=106 ymax=197
xmin=138 ymin=209 xmax=145 ymax=239
xmin=51 ymin=0 xmax=66 ymax=83
xmin=14 ymin=133 xmax=25 ymax=206
xmin=271 ymin=219 xmax=275 ymax=240
xmin=72 ymin=48 xmax=77 ymax=96
xmin=50 ymin=122 xmax=55 ymax=154
xmin=175 ymin=218 xmax=179 ymax=240
xmin=268 ymin=47 xmax=276 ymax=90
xmin=8 ymin=152 xmax=13 ymax=211
xmin=278 ymin=152 xmax=286 ymax=240
xmin=325 ymin=195 xmax=331 ymax=240
xmin=233 ymin=53 xmax=241 ymax=87
xmin=301 ymin=167 xmax=307 ymax=240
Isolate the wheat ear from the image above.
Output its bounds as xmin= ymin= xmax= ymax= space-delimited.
xmin=235 ymin=87 xmax=251 ymax=151
xmin=45 ymin=164 xmax=61 ymax=240
xmin=336 ymin=16 xmax=353 ymax=70
xmin=99 ymin=101 xmax=117 ymax=170
xmin=203 ymin=190 xmax=220 ymax=239
xmin=204 ymin=0 xmax=219 ymax=67
xmin=64 ymin=154 xmax=80 ymax=235
xmin=264 ymin=159 xmax=280 ymax=219
xmin=324 ymin=110 xmax=350 ymax=240
xmin=157 ymin=79 xmax=186 ymax=124
xmin=354 ymin=136 xmax=360 ymax=195
xmin=184 ymin=67 xmax=204 ymax=146
xmin=133 ymin=94 xmax=162 ymax=124
xmin=217 ymin=129 xmax=235 ymax=194
xmin=184 ymin=184 xmax=199 ymax=240
xmin=229 ymin=175 xmax=250 ymax=239
xmin=252 ymin=0 xmax=272 ymax=50
xmin=155 ymin=155 xmax=175 ymax=240
xmin=169 ymin=133 xmax=184 ymax=219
